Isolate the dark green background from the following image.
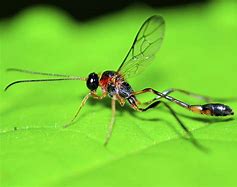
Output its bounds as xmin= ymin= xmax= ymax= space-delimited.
xmin=0 ymin=1 xmax=237 ymax=187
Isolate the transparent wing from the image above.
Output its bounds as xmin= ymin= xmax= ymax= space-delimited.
xmin=117 ymin=15 xmax=165 ymax=79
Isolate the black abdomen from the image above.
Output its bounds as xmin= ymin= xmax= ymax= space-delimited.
xmin=202 ymin=103 xmax=234 ymax=116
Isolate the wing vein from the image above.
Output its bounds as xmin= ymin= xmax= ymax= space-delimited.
xmin=117 ymin=15 xmax=165 ymax=79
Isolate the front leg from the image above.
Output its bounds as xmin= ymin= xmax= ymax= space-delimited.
xmin=64 ymin=91 xmax=107 ymax=128
xmin=64 ymin=92 xmax=91 ymax=128
xmin=91 ymin=91 xmax=106 ymax=100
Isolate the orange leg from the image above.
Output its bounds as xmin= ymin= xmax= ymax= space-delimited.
xmin=91 ymin=91 xmax=107 ymax=100
xmin=64 ymin=91 xmax=107 ymax=128
xmin=64 ymin=92 xmax=91 ymax=128
xmin=104 ymin=97 xmax=116 ymax=146
xmin=116 ymin=94 xmax=126 ymax=106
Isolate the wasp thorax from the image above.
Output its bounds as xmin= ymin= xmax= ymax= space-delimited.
xmin=86 ymin=72 xmax=99 ymax=91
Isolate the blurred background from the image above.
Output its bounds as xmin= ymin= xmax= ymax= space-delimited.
xmin=1 ymin=0 xmax=209 ymax=21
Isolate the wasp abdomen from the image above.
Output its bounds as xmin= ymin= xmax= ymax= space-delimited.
xmin=202 ymin=103 xmax=234 ymax=116
xmin=190 ymin=103 xmax=234 ymax=116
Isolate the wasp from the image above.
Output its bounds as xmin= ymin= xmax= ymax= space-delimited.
xmin=5 ymin=15 xmax=234 ymax=145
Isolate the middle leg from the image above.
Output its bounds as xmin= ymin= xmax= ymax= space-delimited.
xmin=104 ymin=97 xmax=116 ymax=146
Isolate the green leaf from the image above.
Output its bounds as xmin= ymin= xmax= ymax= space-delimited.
xmin=1 ymin=2 xmax=237 ymax=187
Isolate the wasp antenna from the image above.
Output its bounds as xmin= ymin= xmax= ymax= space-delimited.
xmin=6 ymin=68 xmax=84 ymax=79
xmin=4 ymin=77 xmax=86 ymax=91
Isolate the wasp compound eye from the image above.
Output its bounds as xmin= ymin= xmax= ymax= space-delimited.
xmin=86 ymin=73 xmax=99 ymax=91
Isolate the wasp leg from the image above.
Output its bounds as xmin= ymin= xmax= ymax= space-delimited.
xmin=133 ymin=88 xmax=234 ymax=117
xmin=154 ymin=88 xmax=236 ymax=103
xmin=143 ymin=88 xmax=214 ymax=105
xmin=91 ymin=91 xmax=107 ymax=100
xmin=104 ymin=97 xmax=116 ymax=146
xmin=128 ymin=96 xmax=190 ymax=135
xmin=64 ymin=91 xmax=106 ymax=128
xmin=91 ymin=93 xmax=123 ymax=146
xmin=134 ymin=99 xmax=207 ymax=151
xmin=116 ymin=94 xmax=126 ymax=106
xmin=159 ymin=88 xmax=213 ymax=102
xmin=64 ymin=93 xmax=91 ymax=128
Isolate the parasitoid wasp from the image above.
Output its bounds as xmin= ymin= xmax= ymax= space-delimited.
xmin=5 ymin=15 xmax=234 ymax=146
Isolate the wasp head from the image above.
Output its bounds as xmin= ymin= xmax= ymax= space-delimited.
xmin=86 ymin=72 xmax=99 ymax=91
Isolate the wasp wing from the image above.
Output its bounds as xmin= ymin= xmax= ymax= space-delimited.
xmin=117 ymin=15 xmax=165 ymax=79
